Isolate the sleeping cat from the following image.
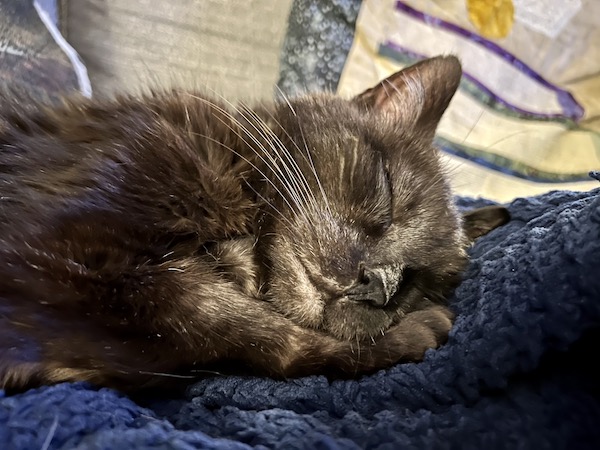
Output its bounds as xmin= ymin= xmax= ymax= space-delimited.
xmin=0 ymin=56 xmax=508 ymax=392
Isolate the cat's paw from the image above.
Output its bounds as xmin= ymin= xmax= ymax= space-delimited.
xmin=380 ymin=305 xmax=454 ymax=362
xmin=282 ymin=305 xmax=454 ymax=378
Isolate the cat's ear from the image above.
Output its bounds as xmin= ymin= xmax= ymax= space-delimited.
xmin=462 ymin=205 xmax=510 ymax=241
xmin=353 ymin=55 xmax=462 ymax=137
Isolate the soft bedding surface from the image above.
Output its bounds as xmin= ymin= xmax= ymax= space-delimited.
xmin=1 ymin=181 xmax=599 ymax=449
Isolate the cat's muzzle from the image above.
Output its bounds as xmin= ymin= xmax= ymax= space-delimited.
xmin=344 ymin=264 xmax=402 ymax=307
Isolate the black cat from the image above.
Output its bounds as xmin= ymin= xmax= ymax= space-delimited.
xmin=0 ymin=56 xmax=508 ymax=392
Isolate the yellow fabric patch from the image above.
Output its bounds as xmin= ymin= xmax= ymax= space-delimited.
xmin=467 ymin=0 xmax=515 ymax=39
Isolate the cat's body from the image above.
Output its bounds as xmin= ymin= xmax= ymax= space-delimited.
xmin=0 ymin=56 xmax=508 ymax=392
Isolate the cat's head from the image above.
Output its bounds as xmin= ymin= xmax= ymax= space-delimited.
xmin=245 ymin=56 xmax=508 ymax=341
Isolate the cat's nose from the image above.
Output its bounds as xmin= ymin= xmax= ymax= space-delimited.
xmin=345 ymin=266 xmax=387 ymax=307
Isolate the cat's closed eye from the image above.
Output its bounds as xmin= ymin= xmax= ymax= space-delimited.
xmin=363 ymin=218 xmax=392 ymax=238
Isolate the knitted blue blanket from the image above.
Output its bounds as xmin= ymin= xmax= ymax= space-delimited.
xmin=2 ymin=185 xmax=599 ymax=449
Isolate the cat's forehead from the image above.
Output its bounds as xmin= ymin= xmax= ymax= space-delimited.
xmin=279 ymin=94 xmax=364 ymax=129
xmin=273 ymin=94 xmax=386 ymax=157
xmin=270 ymin=92 xmax=447 ymax=205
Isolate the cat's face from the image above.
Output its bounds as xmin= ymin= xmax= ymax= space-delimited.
xmin=236 ymin=59 xmax=460 ymax=339
xmin=246 ymin=57 xmax=503 ymax=341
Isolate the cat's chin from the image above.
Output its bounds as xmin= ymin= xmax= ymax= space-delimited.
xmin=265 ymin=251 xmax=405 ymax=342
xmin=266 ymin=277 xmax=401 ymax=341
xmin=321 ymin=299 xmax=401 ymax=341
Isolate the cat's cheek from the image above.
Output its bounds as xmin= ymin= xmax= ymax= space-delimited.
xmin=212 ymin=237 xmax=261 ymax=297
xmin=266 ymin=238 xmax=325 ymax=330
xmin=322 ymin=301 xmax=395 ymax=341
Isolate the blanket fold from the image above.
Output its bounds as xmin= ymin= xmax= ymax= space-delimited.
xmin=1 ymin=187 xmax=599 ymax=449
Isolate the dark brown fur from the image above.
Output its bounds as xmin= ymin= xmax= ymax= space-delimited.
xmin=0 ymin=56 xmax=508 ymax=392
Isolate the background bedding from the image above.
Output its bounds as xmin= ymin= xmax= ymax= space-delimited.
xmin=1 ymin=184 xmax=599 ymax=449
xmin=336 ymin=0 xmax=600 ymax=201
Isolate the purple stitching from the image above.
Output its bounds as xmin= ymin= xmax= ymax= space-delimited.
xmin=381 ymin=40 xmax=569 ymax=121
xmin=394 ymin=0 xmax=584 ymax=120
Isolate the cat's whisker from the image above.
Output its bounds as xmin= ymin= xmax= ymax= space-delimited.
xmin=295 ymin=116 xmax=333 ymax=219
xmin=203 ymin=248 xmax=219 ymax=263
xmin=188 ymin=95 xmax=311 ymax=224
xmin=136 ymin=370 xmax=197 ymax=379
xmin=236 ymin=104 xmax=316 ymax=213
xmin=260 ymin=106 xmax=330 ymax=221
xmin=243 ymin=179 xmax=296 ymax=232
xmin=200 ymin=87 xmax=320 ymax=229
xmin=460 ymin=107 xmax=486 ymax=145
xmin=381 ymin=330 xmax=393 ymax=363
xmin=380 ymin=80 xmax=391 ymax=101
xmin=272 ymin=87 xmax=329 ymax=217
xmin=181 ymin=97 xmax=305 ymax=222
xmin=40 ymin=414 xmax=59 ymax=450
xmin=261 ymin=107 xmax=306 ymax=161
xmin=224 ymin=102 xmax=316 ymax=227
xmin=208 ymin=93 xmax=327 ymax=232
xmin=275 ymin=85 xmax=297 ymax=116
xmin=226 ymin=123 xmax=309 ymax=223
xmin=195 ymin=136 xmax=296 ymax=224
xmin=161 ymin=251 xmax=175 ymax=260
xmin=186 ymin=127 xmax=295 ymax=228
xmin=186 ymin=90 xmax=311 ymax=222
xmin=189 ymin=369 xmax=225 ymax=376
xmin=483 ymin=129 xmax=534 ymax=150
xmin=238 ymin=103 xmax=320 ymax=220
xmin=304 ymin=128 xmax=333 ymax=218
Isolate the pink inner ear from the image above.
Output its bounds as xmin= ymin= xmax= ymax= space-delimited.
xmin=377 ymin=73 xmax=426 ymax=124
xmin=353 ymin=56 xmax=462 ymax=135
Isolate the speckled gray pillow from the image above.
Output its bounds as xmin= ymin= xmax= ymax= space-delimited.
xmin=277 ymin=0 xmax=362 ymax=96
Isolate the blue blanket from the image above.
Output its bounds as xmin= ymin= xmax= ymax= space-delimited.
xmin=2 ymin=184 xmax=599 ymax=449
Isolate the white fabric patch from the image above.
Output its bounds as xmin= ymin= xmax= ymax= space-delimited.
xmin=514 ymin=0 xmax=582 ymax=38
